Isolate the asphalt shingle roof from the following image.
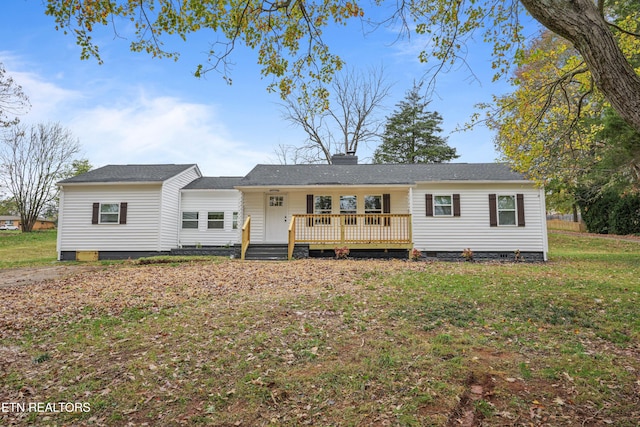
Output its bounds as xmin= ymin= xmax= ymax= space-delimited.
xmin=182 ymin=177 xmax=244 ymax=190
xmin=58 ymin=164 xmax=198 ymax=184
xmin=238 ymin=163 xmax=526 ymax=186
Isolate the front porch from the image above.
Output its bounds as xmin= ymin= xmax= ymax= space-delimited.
xmin=241 ymin=214 xmax=413 ymax=260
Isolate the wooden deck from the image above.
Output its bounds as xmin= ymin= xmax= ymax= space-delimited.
xmin=288 ymin=214 xmax=412 ymax=259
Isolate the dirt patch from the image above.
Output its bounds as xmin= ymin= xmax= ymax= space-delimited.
xmin=0 ymin=264 xmax=101 ymax=288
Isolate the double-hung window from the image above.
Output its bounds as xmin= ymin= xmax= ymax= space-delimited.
xmin=232 ymin=212 xmax=239 ymax=230
xmin=364 ymin=195 xmax=382 ymax=225
xmin=434 ymin=195 xmax=453 ymax=217
xmin=182 ymin=212 xmax=199 ymax=229
xmin=314 ymin=195 xmax=332 ymax=225
xmin=340 ymin=195 xmax=357 ymax=225
xmin=208 ymin=212 xmax=224 ymax=229
xmin=497 ymin=195 xmax=517 ymax=226
xmin=100 ymin=203 xmax=120 ymax=224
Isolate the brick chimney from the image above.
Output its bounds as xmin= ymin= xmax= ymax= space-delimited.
xmin=331 ymin=152 xmax=358 ymax=165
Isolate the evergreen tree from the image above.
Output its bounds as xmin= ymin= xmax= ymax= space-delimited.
xmin=373 ymin=83 xmax=458 ymax=164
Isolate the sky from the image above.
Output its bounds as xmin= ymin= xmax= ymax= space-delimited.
xmin=1 ymin=1 xmax=542 ymax=177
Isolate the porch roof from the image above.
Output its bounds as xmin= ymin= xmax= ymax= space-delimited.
xmin=238 ymin=163 xmax=526 ymax=187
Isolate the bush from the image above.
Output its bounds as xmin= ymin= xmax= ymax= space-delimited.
xmin=580 ymin=190 xmax=618 ymax=234
xmin=580 ymin=190 xmax=640 ymax=235
xmin=610 ymin=194 xmax=640 ymax=235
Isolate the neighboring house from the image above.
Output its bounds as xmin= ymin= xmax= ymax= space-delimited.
xmin=0 ymin=216 xmax=56 ymax=231
xmin=57 ymin=157 xmax=548 ymax=261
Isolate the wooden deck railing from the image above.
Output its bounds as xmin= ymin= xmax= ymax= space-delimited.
xmin=241 ymin=215 xmax=251 ymax=260
xmin=289 ymin=214 xmax=412 ymax=257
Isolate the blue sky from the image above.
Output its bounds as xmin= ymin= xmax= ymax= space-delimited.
xmin=2 ymin=1 xmax=541 ymax=176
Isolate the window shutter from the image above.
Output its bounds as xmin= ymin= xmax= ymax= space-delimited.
xmin=383 ymin=193 xmax=391 ymax=227
xmin=306 ymin=194 xmax=314 ymax=214
xmin=92 ymin=203 xmax=99 ymax=224
xmin=382 ymin=194 xmax=391 ymax=213
xmin=306 ymin=194 xmax=314 ymax=227
xmin=425 ymin=194 xmax=433 ymax=217
xmin=119 ymin=202 xmax=128 ymax=224
xmin=517 ymin=194 xmax=525 ymax=227
xmin=453 ymin=194 xmax=461 ymax=217
xmin=489 ymin=194 xmax=497 ymax=227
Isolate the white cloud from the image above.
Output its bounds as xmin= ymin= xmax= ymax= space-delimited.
xmin=1 ymin=54 xmax=269 ymax=176
xmin=69 ymin=94 xmax=267 ymax=176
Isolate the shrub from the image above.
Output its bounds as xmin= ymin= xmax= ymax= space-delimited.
xmin=610 ymin=194 xmax=640 ymax=235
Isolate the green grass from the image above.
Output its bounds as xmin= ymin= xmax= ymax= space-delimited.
xmin=0 ymin=229 xmax=58 ymax=268
xmin=0 ymin=232 xmax=638 ymax=425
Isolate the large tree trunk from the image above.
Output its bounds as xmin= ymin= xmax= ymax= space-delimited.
xmin=520 ymin=0 xmax=640 ymax=133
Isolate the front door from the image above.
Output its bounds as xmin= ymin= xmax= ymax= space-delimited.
xmin=265 ymin=194 xmax=288 ymax=242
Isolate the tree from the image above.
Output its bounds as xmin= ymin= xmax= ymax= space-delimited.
xmin=0 ymin=123 xmax=80 ymax=232
xmin=280 ymin=66 xmax=391 ymax=163
xmin=373 ymin=82 xmax=457 ymax=164
xmin=0 ymin=62 xmax=30 ymax=127
xmin=44 ymin=0 xmax=640 ymax=135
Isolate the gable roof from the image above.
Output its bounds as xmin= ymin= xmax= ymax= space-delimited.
xmin=238 ymin=163 xmax=526 ymax=187
xmin=58 ymin=164 xmax=199 ymax=184
xmin=182 ymin=177 xmax=244 ymax=190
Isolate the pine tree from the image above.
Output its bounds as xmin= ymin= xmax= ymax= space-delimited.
xmin=373 ymin=83 xmax=458 ymax=164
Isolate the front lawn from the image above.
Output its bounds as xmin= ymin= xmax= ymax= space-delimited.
xmin=0 ymin=232 xmax=638 ymax=425
xmin=0 ymin=230 xmax=57 ymax=269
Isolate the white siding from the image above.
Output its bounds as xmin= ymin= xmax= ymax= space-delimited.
xmin=159 ymin=167 xmax=201 ymax=250
xmin=179 ymin=190 xmax=242 ymax=246
xmin=57 ymin=184 xmax=162 ymax=253
xmin=243 ymin=191 xmax=266 ymax=242
xmin=411 ymin=183 xmax=547 ymax=254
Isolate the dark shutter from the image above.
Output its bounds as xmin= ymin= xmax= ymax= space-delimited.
xmin=453 ymin=194 xmax=461 ymax=217
xmin=92 ymin=203 xmax=99 ymax=224
xmin=306 ymin=194 xmax=314 ymax=214
xmin=383 ymin=193 xmax=391 ymax=226
xmin=119 ymin=202 xmax=128 ymax=224
xmin=516 ymin=194 xmax=525 ymax=227
xmin=306 ymin=194 xmax=314 ymax=227
xmin=489 ymin=194 xmax=497 ymax=227
xmin=425 ymin=194 xmax=433 ymax=217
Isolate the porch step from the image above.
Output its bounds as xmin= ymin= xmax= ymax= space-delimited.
xmin=244 ymin=244 xmax=289 ymax=261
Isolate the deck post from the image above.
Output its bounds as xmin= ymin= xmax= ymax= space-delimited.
xmin=241 ymin=215 xmax=251 ymax=260
xmin=288 ymin=216 xmax=296 ymax=260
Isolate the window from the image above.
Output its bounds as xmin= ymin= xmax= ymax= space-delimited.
xmin=269 ymin=195 xmax=284 ymax=207
xmin=208 ymin=212 xmax=224 ymax=229
xmin=497 ymin=195 xmax=516 ymax=226
xmin=314 ymin=195 xmax=332 ymax=224
xmin=100 ymin=203 xmax=120 ymax=224
xmin=340 ymin=195 xmax=357 ymax=225
xmin=365 ymin=195 xmax=382 ymax=225
xmin=434 ymin=195 xmax=453 ymax=216
xmin=232 ymin=212 xmax=239 ymax=230
xmin=182 ymin=212 xmax=199 ymax=229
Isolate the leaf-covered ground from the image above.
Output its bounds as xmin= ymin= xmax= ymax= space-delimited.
xmin=1 ymin=234 xmax=639 ymax=426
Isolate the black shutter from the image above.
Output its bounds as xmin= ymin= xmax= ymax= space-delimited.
xmin=425 ymin=194 xmax=433 ymax=217
xmin=383 ymin=193 xmax=391 ymax=226
xmin=92 ymin=203 xmax=99 ymax=224
xmin=306 ymin=194 xmax=314 ymax=227
xmin=489 ymin=194 xmax=497 ymax=227
xmin=120 ymin=202 xmax=128 ymax=224
xmin=453 ymin=194 xmax=461 ymax=217
xmin=517 ymin=194 xmax=525 ymax=227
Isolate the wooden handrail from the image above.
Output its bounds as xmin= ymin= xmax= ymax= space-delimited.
xmin=241 ymin=215 xmax=251 ymax=260
xmin=291 ymin=214 xmax=412 ymax=246
xmin=288 ymin=215 xmax=296 ymax=260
